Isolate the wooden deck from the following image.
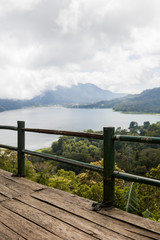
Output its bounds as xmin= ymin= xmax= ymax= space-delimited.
xmin=0 ymin=169 xmax=159 ymax=240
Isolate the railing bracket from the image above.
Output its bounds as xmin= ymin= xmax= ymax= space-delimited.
xmin=11 ymin=173 xmax=25 ymax=177
xmin=92 ymin=201 xmax=115 ymax=211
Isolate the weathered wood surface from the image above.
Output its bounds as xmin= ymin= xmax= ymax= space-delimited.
xmin=0 ymin=169 xmax=159 ymax=240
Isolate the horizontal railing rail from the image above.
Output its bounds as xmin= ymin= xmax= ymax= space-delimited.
xmin=23 ymin=149 xmax=160 ymax=186
xmin=114 ymin=134 xmax=160 ymax=144
xmin=23 ymin=128 xmax=103 ymax=139
xmin=0 ymin=144 xmax=18 ymax=151
xmin=23 ymin=149 xmax=103 ymax=173
xmin=113 ymin=171 xmax=160 ymax=187
xmin=0 ymin=125 xmax=18 ymax=151
xmin=0 ymin=125 xmax=17 ymax=131
xmin=0 ymin=121 xmax=160 ymax=208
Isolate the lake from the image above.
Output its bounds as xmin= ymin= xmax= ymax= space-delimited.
xmin=0 ymin=106 xmax=159 ymax=150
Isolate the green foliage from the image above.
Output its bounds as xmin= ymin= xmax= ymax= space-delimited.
xmin=145 ymin=121 xmax=160 ymax=137
xmin=138 ymin=148 xmax=160 ymax=171
xmin=143 ymin=209 xmax=153 ymax=218
xmin=36 ymin=172 xmax=50 ymax=185
xmin=49 ymin=169 xmax=78 ymax=193
xmin=115 ymin=186 xmax=128 ymax=210
xmin=129 ymin=121 xmax=138 ymax=129
xmin=77 ymin=183 xmax=103 ymax=202
xmin=76 ymin=159 xmax=126 ymax=206
xmin=0 ymin=150 xmax=36 ymax=180
xmin=113 ymin=88 xmax=160 ymax=113
xmin=0 ymin=149 xmax=17 ymax=173
xmin=76 ymin=160 xmax=103 ymax=202
xmin=78 ymin=87 xmax=160 ymax=113
xmin=125 ymin=183 xmax=139 ymax=214
xmin=49 ymin=135 xmax=103 ymax=173
xmin=25 ymin=160 xmax=36 ymax=179
xmin=136 ymin=164 xmax=160 ymax=218
xmin=33 ymin=161 xmax=56 ymax=176
xmin=115 ymin=121 xmax=160 ymax=175
xmin=142 ymin=209 xmax=160 ymax=222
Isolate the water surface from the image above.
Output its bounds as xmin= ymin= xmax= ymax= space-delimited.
xmin=0 ymin=107 xmax=159 ymax=150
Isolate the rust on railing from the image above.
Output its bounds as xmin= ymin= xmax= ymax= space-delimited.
xmin=22 ymin=128 xmax=103 ymax=139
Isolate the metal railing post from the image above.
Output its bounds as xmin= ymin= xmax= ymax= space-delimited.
xmin=17 ymin=121 xmax=25 ymax=177
xmin=103 ymin=127 xmax=115 ymax=207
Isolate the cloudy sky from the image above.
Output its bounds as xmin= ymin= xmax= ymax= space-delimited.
xmin=0 ymin=0 xmax=160 ymax=99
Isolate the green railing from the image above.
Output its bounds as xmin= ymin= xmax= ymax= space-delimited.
xmin=0 ymin=121 xmax=160 ymax=208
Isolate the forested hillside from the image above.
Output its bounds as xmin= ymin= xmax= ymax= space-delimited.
xmin=113 ymin=88 xmax=160 ymax=113
xmin=76 ymin=87 xmax=160 ymax=113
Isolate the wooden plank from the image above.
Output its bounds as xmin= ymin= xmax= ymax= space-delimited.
xmin=0 ymin=193 xmax=8 ymax=202
xmin=40 ymin=186 xmax=94 ymax=207
xmin=31 ymin=188 xmax=160 ymax=240
xmin=0 ymin=205 xmax=61 ymax=240
xmin=0 ymin=222 xmax=25 ymax=240
xmin=51 ymin=187 xmax=160 ymax=238
xmin=0 ymin=182 xmax=21 ymax=199
xmin=50 ymin=188 xmax=160 ymax=238
xmin=0 ymin=176 xmax=35 ymax=195
xmin=100 ymin=208 xmax=160 ymax=235
xmin=0 ymin=169 xmax=47 ymax=191
xmin=0 ymin=169 xmax=12 ymax=176
xmin=0 ymin=169 xmax=46 ymax=191
xmin=13 ymin=195 xmax=131 ymax=240
xmin=2 ymin=199 xmax=101 ymax=240
xmin=4 ymin=175 xmax=46 ymax=191
xmin=11 ymin=177 xmax=46 ymax=191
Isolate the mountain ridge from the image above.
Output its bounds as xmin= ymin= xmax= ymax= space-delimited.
xmin=32 ymin=83 xmax=126 ymax=105
xmin=0 ymin=83 xmax=126 ymax=112
xmin=75 ymin=87 xmax=160 ymax=113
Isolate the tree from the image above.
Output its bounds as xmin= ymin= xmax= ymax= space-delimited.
xmin=129 ymin=121 xmax=138 ymax=129
xmin=143 ymin=121 xmax=150 ymax=129
xmin=35 ymin=172 xmax=50 ymax=185
xmin=138 ymin=148 xmax=160 ymax=171
xmin=49 ymin=169 xmax=78 ymax=193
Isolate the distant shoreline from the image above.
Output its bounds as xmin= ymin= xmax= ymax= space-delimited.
xmin=70 ymin=106 xmax=160 ymax=115
xmin=113 ymin=110 xmax=160 ymax=115
xmin=0 ymin=104 xmax=160 ymax=115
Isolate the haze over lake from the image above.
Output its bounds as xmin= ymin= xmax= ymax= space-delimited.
xmin=0 ymin=106 xmax=159 ymax=150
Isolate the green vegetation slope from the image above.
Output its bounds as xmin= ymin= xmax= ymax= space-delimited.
xmin=76 ymin=87 xmax=160 ymax=113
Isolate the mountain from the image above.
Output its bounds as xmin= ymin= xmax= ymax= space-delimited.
xmin=113 ymin=87 xmax=160 ymax=113
xmin=76 ymin=87 xmax=160 ymax=113
xmin=1 ymin=84 xmax=159 ymax=113
xmin=0 ymin=83 xmax=126 ymax=112
xmin=31 ymin=83 xmax=126 ymax=105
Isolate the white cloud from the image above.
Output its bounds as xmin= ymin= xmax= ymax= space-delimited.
xmin=0 ymin=0 xmax=160 ymax=99
xmin=0 ymin=0 xmax=41 ymax=16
